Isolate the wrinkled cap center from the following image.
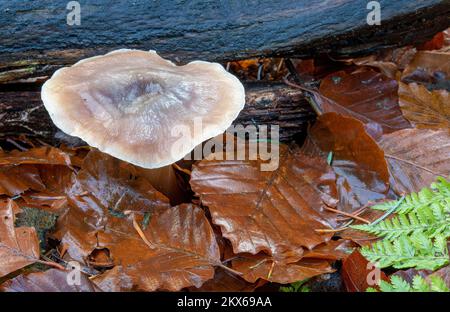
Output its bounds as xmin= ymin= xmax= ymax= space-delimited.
xmin=92 ymin=75 xmax=166 ymax=114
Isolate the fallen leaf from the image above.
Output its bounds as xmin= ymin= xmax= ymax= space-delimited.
xmin=302 ymin=239 xmax=356 ymax=261
xmin=338 ymin=46 xmax=417 ymax=79
xmin=402 ymin=51 xmax=450 ymax=91
xmin=0 ymin=147 xmax=73 ymax=196
xmin=188 ymin=267 xmax=261 ymax=292
xmin=306 ymin=113 xmax=390 ymax=212
xmin=0 ymin=269 xmax=98 ymax=292
xmin=398 ymin=82 xmax=450 ymax=129
xmin=0 ymin=147 xmax=71 ymax=166
xmin=190 ymin=145 xmax=339 ymax=263
xmin=50 ymin=151 xmax=221 ymax=291
xmin=231 ymin=253 xmax=334 ymax=284
xmin=0 ymin=199 xmax=40 ymax=277
xmin=317 ymin=70 xmax=410 ymax=134
xmin=419 ymin=32 xmax=446 ymax=51
xmin=378 ymin=128 xmax=450 ymax=194
xmin=341 ymin=250 xmax=389 ymax=292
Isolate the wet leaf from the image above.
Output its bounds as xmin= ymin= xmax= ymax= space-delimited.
xmin=378 ymin=128 xmax=450 ymax=194
xmin=0 ymin=269 xmax=98 ymax=292
xmin=51 ymin=151 xmax=220 ymax=291
xmin=190 ymin=145 xmax=339 ymax=262
xmin=341 ymin=250 xmax=389 ymax=292
xmin=306 ymin=113 xmax=390 ymax=212
xmin=0 ymin=147 xmax=73 ymax=196
xmin=188 ymin=267 xmax=261 ymax=292
xmin=231 ymin=254 xmax=334 ymax=284
xmin=317 ymin=70 xmax=410 ymax=134
xmin=398 ymin=82 xmax=450 ymax=129
xmin=302 ymin=239 xmax=356 ymax=261
xmin=0 ymin=199 xmax=40 ymax=277
xmin=0 ymin=147 xmax=71 ymax=167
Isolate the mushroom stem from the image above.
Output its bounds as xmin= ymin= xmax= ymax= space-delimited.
xmin=138 ymin=165 xmax=187 ymax=205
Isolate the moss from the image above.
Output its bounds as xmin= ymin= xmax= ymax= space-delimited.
xmin=15 ymin=207 xmax=58 ymax=251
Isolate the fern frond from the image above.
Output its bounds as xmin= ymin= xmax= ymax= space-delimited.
xmin=352 ymin=203 xmax=450 ymax=241
xmin=360 ymin=233 xmax=449 ymax=270
xmin=430 ymin=275 xmax=450 ymax=292
xmin=372 ymin=177 xmax=450 ymax=215
xmin=368 ymin=275 xmax=449 ymax=292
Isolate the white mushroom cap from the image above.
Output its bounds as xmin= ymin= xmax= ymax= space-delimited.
xmin=41 ymin=49 xmax=245 ymax=168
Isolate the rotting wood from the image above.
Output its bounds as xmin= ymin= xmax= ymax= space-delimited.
xmin=0 ymin=83 xmax=315 ymax=145
xmin=1 ymin=0 xmax=449 ymax=84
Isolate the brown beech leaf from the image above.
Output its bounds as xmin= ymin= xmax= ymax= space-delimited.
xmin=306 ymin=113 xmax=390 ymax=212
xmin=51 ymin=151 xmax=221 ymax=291
xmin=188 ymin=267 xmax=261 ymax=292
xmin=0 ymin=269 xmax=98 ymax=292
xmin=398 ymin=82 xmax=450 ymax=129
xmin=190 ymin=145 xmax=339 ymax=262
xmin=378 ymin=128 xmax=450 ymax=194
xmin=57 ymin=204 xmax=221 ymax=291
xmin=231 ymin=254 xmax=334 ymax=284
xmin=0 ymin=147 xmax=71 ymax=166
xmin=317 ymin=70 xmax=410 ymax=134
xmin=302 ymin=239 xmax=356 ymax=261
xmin=0 ymin=199 xmax=40 ymax=277
xmin=0 ymin=165 xmax=46 ymax=196
xmin=0 ymin=147 xmax=73 ymax=196
xmin=339 ymin=46 xmax=417 ymax=79
xmin=402 ymin=51 xmax=450 ymax=91
xmin=341 ymin=250 xmax=389 ymax=292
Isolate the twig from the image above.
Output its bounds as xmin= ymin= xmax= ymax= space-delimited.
xmin=315 ymin=220 xmax=354 ymax=233
xmin=129 ymin=212 xmax=156 ymax=250
xmin=267 ymin=260 xmax=275 ymax=280
xmin=324 ymin=206 xmax=371 ymax=224
xmin=369 ymin=196 xmax=406 ymax=226
xmin=282 ymin=78 xmax=323 ymax=115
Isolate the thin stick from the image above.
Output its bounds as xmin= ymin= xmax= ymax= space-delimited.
xmin=370 ymin=196 xmax=405 ymax=226
xmin=324 ymin=206 xmax=370 ymax=224
xmin=130 ymin=213 xmax=156 ymax=250
xmin=282 ymin=78 xmax=323 ymax=115
xmin=267 ymin=260 xmax=275 ymax=280
xmin=36 ymin=259 xmax=67 ymax=271
xmin=315 ymin=220 xmax=354 ymax=233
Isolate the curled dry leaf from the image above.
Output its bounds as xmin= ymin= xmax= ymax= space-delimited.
xmin=378 ymin=128 xmax=450 ymax=194
xmin=402 ymin=51 xmax=450 ymax=91
xmin=317 ymin=70 xmax=410 ymax=134
xmin=337 ymin=46 xmax=417 ymax=79
xmin=306 ymin=113 xmax=390 ymax=212
xmin=231 ymin=254 xmax=334 ymax=284
xmin=0 ymin=199 xmax=40 ymax=277
xmin=0 ymin=268 xmax=98 ymax=292
xmin=52 ymin=151 xmax=221 ymax=291
xmin=190 ymin=145 xmax=339 ymax=263
xmin=398 ymin=82 xmax=450 ymax=129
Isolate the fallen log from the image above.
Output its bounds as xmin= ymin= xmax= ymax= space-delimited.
xmin=0 ymin=83 xmax=314 ymax=146
xmin=1 ymin=0 xmax=449 ymax=84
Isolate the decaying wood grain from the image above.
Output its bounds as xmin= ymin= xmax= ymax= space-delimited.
xmin=1 ymin=0 xmax=449 ymax=84
xmin=0 ymin=83 xmax=314 ymax=146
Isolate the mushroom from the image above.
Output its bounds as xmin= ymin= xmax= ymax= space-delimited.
xmin=41 ymin=49 xmax=245 ymax=169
